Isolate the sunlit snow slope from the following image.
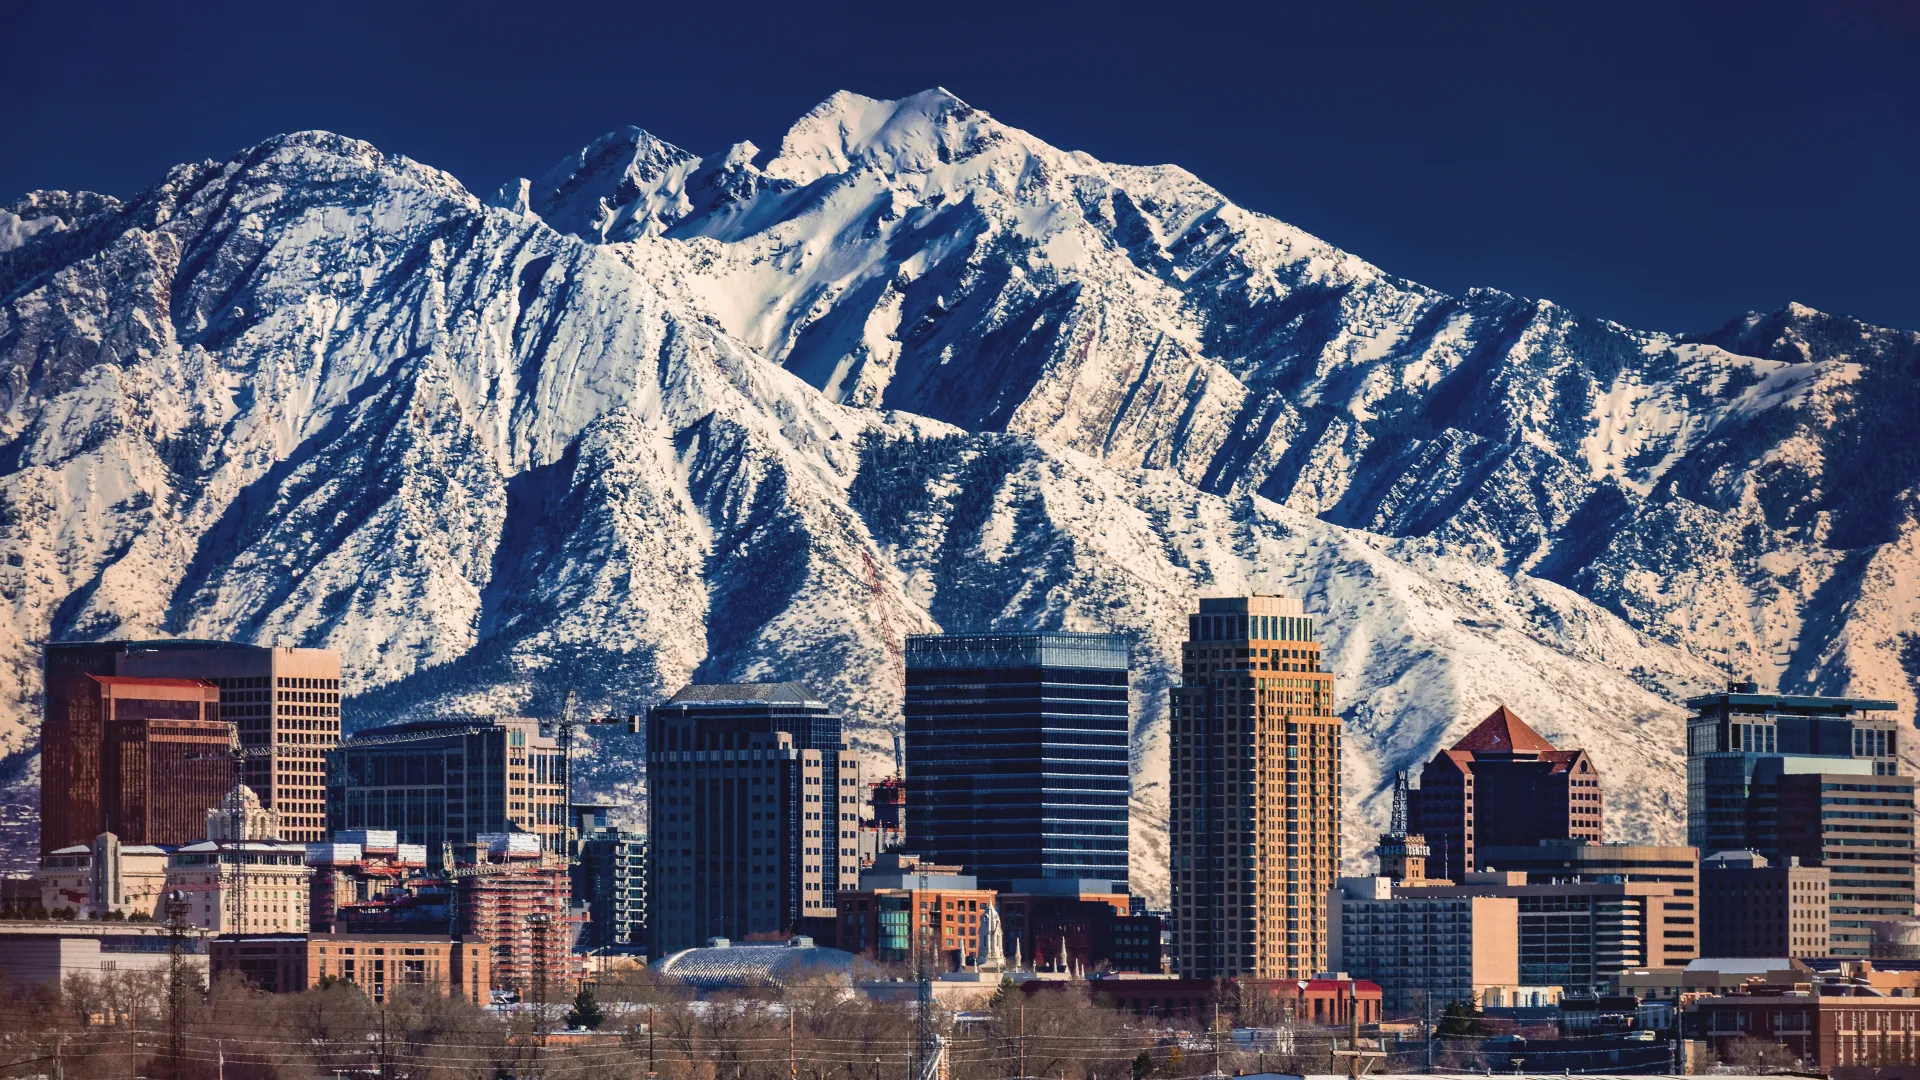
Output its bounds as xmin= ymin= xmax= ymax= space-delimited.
xmin=4 ymin=90 xmax=1918 ymax=893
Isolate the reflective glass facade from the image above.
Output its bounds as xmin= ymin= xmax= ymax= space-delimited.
xmin=904 ymin=632 xmax=1131 ymax=890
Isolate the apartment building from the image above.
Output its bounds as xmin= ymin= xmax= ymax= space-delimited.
xmin=1172 ymin=595 xmax=1339 ymax=979
xmin=1329 ymin=876 xmax=1521 ymax=1014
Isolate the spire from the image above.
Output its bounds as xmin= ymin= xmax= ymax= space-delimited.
xmin=1375 ymin=769 xmax=1431 ymax=883
xmin=1389 ymin=771 xmax=1411 ymax=836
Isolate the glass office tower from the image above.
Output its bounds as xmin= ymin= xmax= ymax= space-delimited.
xmin=904 ymin=632 xmax=1131 ymax=891
xmin=1685 ymin=680 xmax=1910 ymax=956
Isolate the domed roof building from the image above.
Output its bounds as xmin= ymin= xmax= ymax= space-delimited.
xmin=652 ymin=936 xmax=878 ymax=991
xmin=204 ymin=781 xmax=282 ymax=842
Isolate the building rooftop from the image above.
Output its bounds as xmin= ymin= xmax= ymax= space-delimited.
xmin=1451 ymin=706 xmax=1559 ymax=754
xmin=661 ymin=682 xmax=825 ymax=706
xmin=653 ymin=938 xmax=877 ymax=988
xmin=87 ymin=675 xmax=220 ymax=689
xmin=1683 ymin=957 xmax=1808 ymax=975
xmin=904 ymin=632 xmax=1129 ymax=671
xmin=48 ymin=638 xmax=260 ymax=652
xmin=45 ymin=843 xmax=173 ymax=856
xmin=1685 ymin=681 xmax=1896 ymax=713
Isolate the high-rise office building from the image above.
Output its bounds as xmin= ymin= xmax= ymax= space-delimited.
xmin=45 ymin=640 xmax=344 ymax=844
xmin=1170 ymin=595 xmax=1338 ymax=980
xmin=38 ymin=671 xmax=232 ymax=851
xmin=1778 ymin=773 xmax=1915 ymax=956
xmin=1699 ymin=850 xmax=1830 ymax=959
xmin=1686 ymin=681 xmax=1901 ymax=852
xmin=904 ymin=632 xmax=1131 ymax=890
xmin=1414 ymin=706 xmax=1602 ymax=879
xmin=326 ymin=718 xmax=568 ymax=861
xmin=1684 ymin=681 xmax=1910 ymax=956
xmin=646 ymin=683 xmax=861 ymax=957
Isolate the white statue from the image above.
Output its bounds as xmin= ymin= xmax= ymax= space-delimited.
xmin=978 ymin=900 xmax=1007 ymax=972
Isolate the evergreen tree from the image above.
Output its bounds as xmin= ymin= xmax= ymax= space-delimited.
xmin=565 ymin=987 xmax=604 ymax=1030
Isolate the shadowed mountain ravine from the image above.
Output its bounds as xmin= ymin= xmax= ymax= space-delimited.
xmin=3 ymin=89 xmax=1918 ymax=895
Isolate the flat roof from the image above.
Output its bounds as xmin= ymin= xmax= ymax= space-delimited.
xmin=1687 ymin=691 xmax=1896 ymax=712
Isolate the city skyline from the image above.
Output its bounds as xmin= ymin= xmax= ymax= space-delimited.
xmin=4 ymin=9 xmax=1916 ymax=1065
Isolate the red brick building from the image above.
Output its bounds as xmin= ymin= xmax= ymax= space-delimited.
xmin=836 ymin=873 xmax=997 ymax=968
xmin=1693 ymin=990 xmax=1920 ymax=1071
xmin=40 ymin=673 xmax=230 ymax=851
xmin=1414 ymin=706 xmax=1602 ymax=879
xmin=1046 ymin=975 xmax=1382 ymax=1025
xmin=209 ymin=932 xmax=489 ymax=1003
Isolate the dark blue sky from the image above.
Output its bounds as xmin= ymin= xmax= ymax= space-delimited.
xmin=7 ymin=1 xmax=1917 ymax=334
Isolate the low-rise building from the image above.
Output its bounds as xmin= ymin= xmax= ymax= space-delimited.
xmin=209 ymin=932 xmax=489 ymax=1003
xmin=167 ymin=839 xmax=313 ymax=933
xmin=166 ymin=782 xmax=312 ymax=933
xmin=1692 ymin=987 xmax=1920 ymax=1070
xmin=37 ymin=833 xmax=170 ymax=919
xmin=1614 ymin=956 xmax=1815 ymax=1004
xmin=1034 ymin=973 xmax=1382 ymax=1026
xmin=997 ymin=880 xmax=1163 ymax=974
xmin=1699 ymin=850 xmax=1830 ymax=959
xmin=0 ymin=921 xmax=210 ymax=987
xmin=1328 ymin=876 xmax=1521 ymax=1014
xmin=836 ymin=854 xmax=996 ymax=967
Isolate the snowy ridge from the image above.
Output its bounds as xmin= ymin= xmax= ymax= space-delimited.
xmin=3 ymin=94 xmax=1918 ymax=893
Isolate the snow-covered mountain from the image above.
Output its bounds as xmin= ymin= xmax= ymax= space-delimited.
xmin=4 ymin=89 xmax=1916 ymax=894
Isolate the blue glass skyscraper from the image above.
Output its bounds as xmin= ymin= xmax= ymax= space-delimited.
xmin=904 ymin=632 xmax=1131 ymax=891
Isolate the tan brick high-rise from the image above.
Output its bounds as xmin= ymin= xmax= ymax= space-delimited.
xmin=1171 ymin=595 xmax=1338 ymax=979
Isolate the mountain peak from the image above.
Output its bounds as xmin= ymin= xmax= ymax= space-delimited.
xmin=529 ymin=124 xmax=700 ymax=240
xmin=762 ymin=88 xmax=990 ymax=185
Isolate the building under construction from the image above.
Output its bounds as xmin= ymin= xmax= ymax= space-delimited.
xmin=455 ymin=835 xmax=577 ymax=997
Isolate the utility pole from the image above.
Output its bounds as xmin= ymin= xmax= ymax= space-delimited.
xmin=1211 ymin=997 xmax=1222 ymax=1080
xmin=646 ymin=1003 xmax=656 ymax=1080
xmin=790 ymin=1009 xmax=798 ymax=1080
xmin=1423 ymin=993 xmax=1433 ymax=1075
xmin=1348 ymin=985 xmax=1361 ymax=1080
xmin=129 ymin=1000 xmax=138 ymax=1080
xmin=53 ymin=1034 xmax=62 ymax=1080
xmin=1017 ymin=999 xmax=1026 ymax=1080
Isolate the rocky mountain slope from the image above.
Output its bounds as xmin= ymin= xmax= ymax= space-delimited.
xmin=3 ymin=89 xmax=1916 ymax=892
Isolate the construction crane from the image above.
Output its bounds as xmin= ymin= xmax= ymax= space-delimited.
xmin=184 ymin=742 xmax=281 ymax=935
xmin=544 ymin=691 xmax=640 ymax=858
